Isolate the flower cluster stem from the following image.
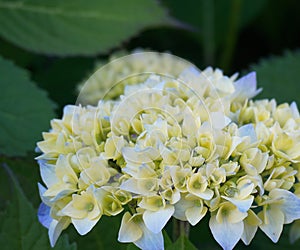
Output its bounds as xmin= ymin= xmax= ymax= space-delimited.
xmin=173 ymin=218 xmax=190 ymax=247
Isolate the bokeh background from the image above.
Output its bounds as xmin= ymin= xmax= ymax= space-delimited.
xmin=0 ymin=0 xmax=300 ymax=249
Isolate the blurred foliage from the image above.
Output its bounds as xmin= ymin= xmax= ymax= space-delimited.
xmin=251 ymin=50 xmax=300 ymax=103
xmin=0 ymin=0 xmax=300 ymax=249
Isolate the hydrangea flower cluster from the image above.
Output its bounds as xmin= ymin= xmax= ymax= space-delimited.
xmin=37 ymin=52 xmax=300 ymax=250
xmin=76 ymin=50 xmax=191 ymax=105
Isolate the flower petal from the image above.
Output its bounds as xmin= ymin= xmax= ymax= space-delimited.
xmin=233 ymin=72 xmax=262 ymax=101
xmin=38 ymin=160 xmax=58 ymax=187
xmin=48 ymin=217 xmax=70 ymax=247
xmin=209 ymin=214 xmax=243 ymax=250
xmin=241 ymin=210 xmax=261 ymax=245
xmin=186 ymin=206 xmax=207 ymax=226
xmin=258 ymin=206 xmax=284 ymax=242
xmin=38 ymin=202 xmax=52 ymax=229
xmin=134 ymin=220 xmax=164 ymax=250
xmin=143 ymin=205 xmax=174 ymax=233
xmin=210 ymin=112 xmax=231 ymax=130
xmin=71 ymin=217 xmax=99 ymax=235
xmin=222 ymin=196 xmax=253 ymax=213
xmin=269 ymin=189 xmax=300 ymax=223
xmin=118 ymin=212 xmax=143 ymax=243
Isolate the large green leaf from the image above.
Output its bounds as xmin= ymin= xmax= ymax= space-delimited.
xmin=251 ymin=50 xmax=300 ymax=103
xmin=0 ymin=165 xmax=76 ymax=250
xmin=0 ymin=56 xmax=55 ymax=156
xmin=0 ymin=0 xmax=171 ymax=56
xmin=0 ymin=154 xmax=40 ymax=208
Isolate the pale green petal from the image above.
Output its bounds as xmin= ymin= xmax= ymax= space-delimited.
xmin=61 ymin=201 xmax=86 ymax=219
xmin=216 ymin=202 xmax=247 ymax=224
xmin=143 ymin=205 xmax=174 ymax=233
xmin=118 ymin=212 xmax=143 ymax=243
xmin=209 ymin=214 xmax=243 ymax=250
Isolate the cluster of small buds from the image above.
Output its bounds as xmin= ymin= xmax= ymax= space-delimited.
xmin=37 ymin=52 xmax=300 ymax=250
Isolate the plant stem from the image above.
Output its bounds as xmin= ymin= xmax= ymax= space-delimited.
xmin=173 ymin=218 xmax=190 ymax=243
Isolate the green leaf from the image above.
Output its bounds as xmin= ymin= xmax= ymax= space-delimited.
xmin=0 ymin=0 xmax=171 ymax=56
xmin=0 ymin=154 xmax=41 ymax=208
xmin=251 ymin=50 xmax=300 ymax=103
xmin=0 ymin=164 xmax=76 ymax=250
xmin=0 ymin=56 xmax=55 ymax=157
xmin=166 ymin=235 xmax=197 ymax=250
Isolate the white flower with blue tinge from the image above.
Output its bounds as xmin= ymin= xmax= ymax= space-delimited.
xmin=36 ymin=52 xmax=300 ymax=250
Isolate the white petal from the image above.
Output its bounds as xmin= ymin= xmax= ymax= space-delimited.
xmin=48 ymin=217 xmax=70 ymax=247
xmin=238 ymin=124 xmax=257 ymax=143
xmin=233 ymin=72 xmax=262 ymax=100
xmin=258 ymin=207 xmax=284 ymax=243
xmin=196 ymin=188 xmax=214 ymax=200
xmin=222 ymin=196 xmax=254 ymax=213
xmin=291 ymin=102 xmax=300 ymax=118
xmin=209 ymin=215 xmax=243 ymax=250
xmin=210 ymin=112 xmax=231 ymax=129
xmin=72 ymin=217 xmax=99 ymax=235
xmin=38 ymin=183 xmax=51 ymax=206
xmin=173 ymin=198 xmax=194 ymax=221
xmin=171 ymin=189 xmax=181 ymax=204
xmin=186 ymin=206 xmax=207 ymax=226
xmin=118 ymin=212 xmax=142 ymax=242
xmin=270 ymin=189 xmax=300 ymax=223
xmin=241 ymin=210 xmax=261 ymax=245
xmin=134 ymin=221 xmax=164 ymax=250
xmin=143 ymin=205 xmax=174 ymax=233
xmin=39 ymin=160 xmax=58 ymax=187
xmin=119 ymin=178 xmax=139 ymax=194
xmin=241 ymin=221 xmax=258 ymax=245
xmin=122 ymin=146 xmax=157 ymax=165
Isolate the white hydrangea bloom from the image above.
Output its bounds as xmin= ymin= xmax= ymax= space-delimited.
xmin=36 ymin=52 xmax=300 ymax=250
